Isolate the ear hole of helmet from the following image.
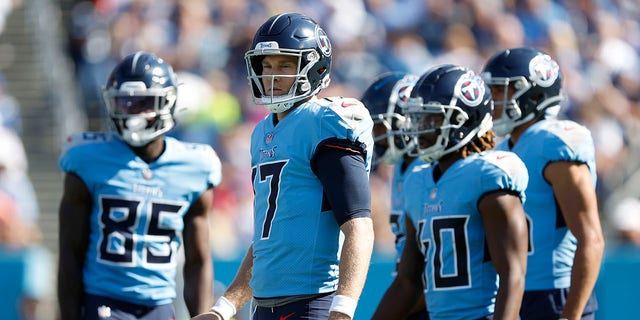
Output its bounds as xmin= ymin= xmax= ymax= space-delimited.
xmin=306 ymin=50 xmax=319 ymax=63
xmin=455 ymin=111 xmax=468 ymax=124
xmin=528 ymin=93 xmax=544 ymax=104
xmin=299 ymin=81 xmax=311 ymax=92
xmin=299 ymin=50 xmax=323 ymax=93
xmin=506 ymin=104 xmax=522 ymax=119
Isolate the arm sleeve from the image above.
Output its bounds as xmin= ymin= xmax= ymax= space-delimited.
xmin=312 ymin=142 xmax=371 ymax=226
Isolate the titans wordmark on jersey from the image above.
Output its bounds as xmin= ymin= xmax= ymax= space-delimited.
xmin=59 ymin=132 xmax=221 ymax=306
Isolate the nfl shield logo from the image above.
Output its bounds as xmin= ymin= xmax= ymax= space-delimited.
xmin=142 ymin=168 xmax=153 ymax=179
xmin=265 ymin=132 xmax=274 ymax=145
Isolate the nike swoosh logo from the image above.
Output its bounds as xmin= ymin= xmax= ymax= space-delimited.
xmin=496 ymin=154 xmax=509 ymax=160
xmin=341 ymin=101 xmax=357 ymax=108
xmin=280 ymin=312 xmax=296 ymax=320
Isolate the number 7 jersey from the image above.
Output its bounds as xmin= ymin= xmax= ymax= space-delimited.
xmin=249 ymin=97 xmax=373 ymax=298
xmin=59 ymin=132 xmax=222 ymax=306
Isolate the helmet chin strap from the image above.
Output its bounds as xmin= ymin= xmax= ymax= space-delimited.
xmin=122 ymin=131 xmax=146 ymax=147
xmin=120 ymin=116 xmax=151 ymax=147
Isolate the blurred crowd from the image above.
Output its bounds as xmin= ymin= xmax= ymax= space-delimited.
xmin=63 ymin=0 xmax=640 ymax=256
xmin=0 ymin=1 xmax=52 ymax=313
xmin=0 ymin=0 xmax=636 ymax=318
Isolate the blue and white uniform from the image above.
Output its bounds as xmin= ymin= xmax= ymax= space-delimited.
xmin=496 ymin=119 xmax=596 ymax=290
xmin=59 ymin=132 xmax=221 ymax=306
xmin=249 ymin=97 xmax=373 ymax=298
xmin=390 ymin=158 xmax=429 ymax=271
xmin=403 ymin=151 xmax=528 ymax=320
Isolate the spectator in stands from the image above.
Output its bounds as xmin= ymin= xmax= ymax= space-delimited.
xmin=0 ymin=190 xmax=52 ymax=320
xmin=608 ymin=197 xmax=640 ymax=246
xmin=0 ymin=126 xmax=40 ymax=224
xmin=0 ymin=72 xmax=22 ymax=134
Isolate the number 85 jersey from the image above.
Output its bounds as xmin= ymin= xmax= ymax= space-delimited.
xmin=59 ymin=132 xmax=222 ymax=306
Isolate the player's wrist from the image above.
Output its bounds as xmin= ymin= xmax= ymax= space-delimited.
xmin=329 ymin=294 xmax=357 ymax=319
xmin=209 ymin=296 xmax=236 ymax=320
xmin=205 ymin=310 xmax=223 ymax=320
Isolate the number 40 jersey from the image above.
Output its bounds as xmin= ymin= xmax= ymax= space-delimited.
xmin=402 ymin=150 xmax=528 ymax=320
xmin=59 ymin=132 xmax=222 ymax=306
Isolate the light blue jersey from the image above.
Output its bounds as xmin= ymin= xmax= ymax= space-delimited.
xmin=59 ymin=132 xmax=222 ymax=306
xmin=496 ymin=119 xmax=596 ymax=290
xmin=249 ymin=97 xmax=373 ymax=298
xmin=403 ymin=151 xmax=528 ymax=320
xmin=390 ymin=158 xmax=429 ymax=272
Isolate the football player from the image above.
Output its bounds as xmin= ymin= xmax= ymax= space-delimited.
xmin=361 ymin=72 xmax=429 ymax=319
xmin=373 ymin=64 xmax=529 ymax=320
xmin=482 ymin=47 xmax=604 ymax=320
xmin=194 ymin=12 xmax=374 ymax=320
xmin=58 ymin=51 xmax=222 ymax=319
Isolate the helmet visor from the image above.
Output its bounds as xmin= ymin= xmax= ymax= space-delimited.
xmin=110 ymin=96 xmax=158 ymax=115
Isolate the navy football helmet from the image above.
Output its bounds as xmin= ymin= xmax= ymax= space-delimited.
xmin=103 ymin=51 xmax=178 ymax=147
xmin=405 ymin=65 xmax=493 ymax=162
xmin=361 ymin=72 xmax=419 ymax=165
xmin=481 ymin=47 xmax=562 ymax=136
xmin=245 ymin=13 xmax=332 ymax=113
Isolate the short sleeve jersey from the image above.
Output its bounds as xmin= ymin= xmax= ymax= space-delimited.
xmin=390 ymin=158 xmax=430 ymax=271
xmin=59 ymin=132 xmax=222 ymax=306
xmin=249 ymin=97 xmax=373 ymax=298
xmin=403 ymin=151 xmax=528 ymax=320
xmin=495 ymin=119 xmax=597 ymax=290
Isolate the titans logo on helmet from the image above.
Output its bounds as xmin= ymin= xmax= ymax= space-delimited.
xmin=529 ymin=54 xmax=559 ymax=87
xmin=398 ymin=86 xmax=411 ymax=103
xmin=316 ymin=26 xmax=331 ymax=57
xmin=458 ymin=71 xmax=486 ymax=107
xmin=396 ymin=74 xmax=419 ymax=105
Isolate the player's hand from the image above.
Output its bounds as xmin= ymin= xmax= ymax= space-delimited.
xmin=191 ymin=311 xmax=223 ymax=320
